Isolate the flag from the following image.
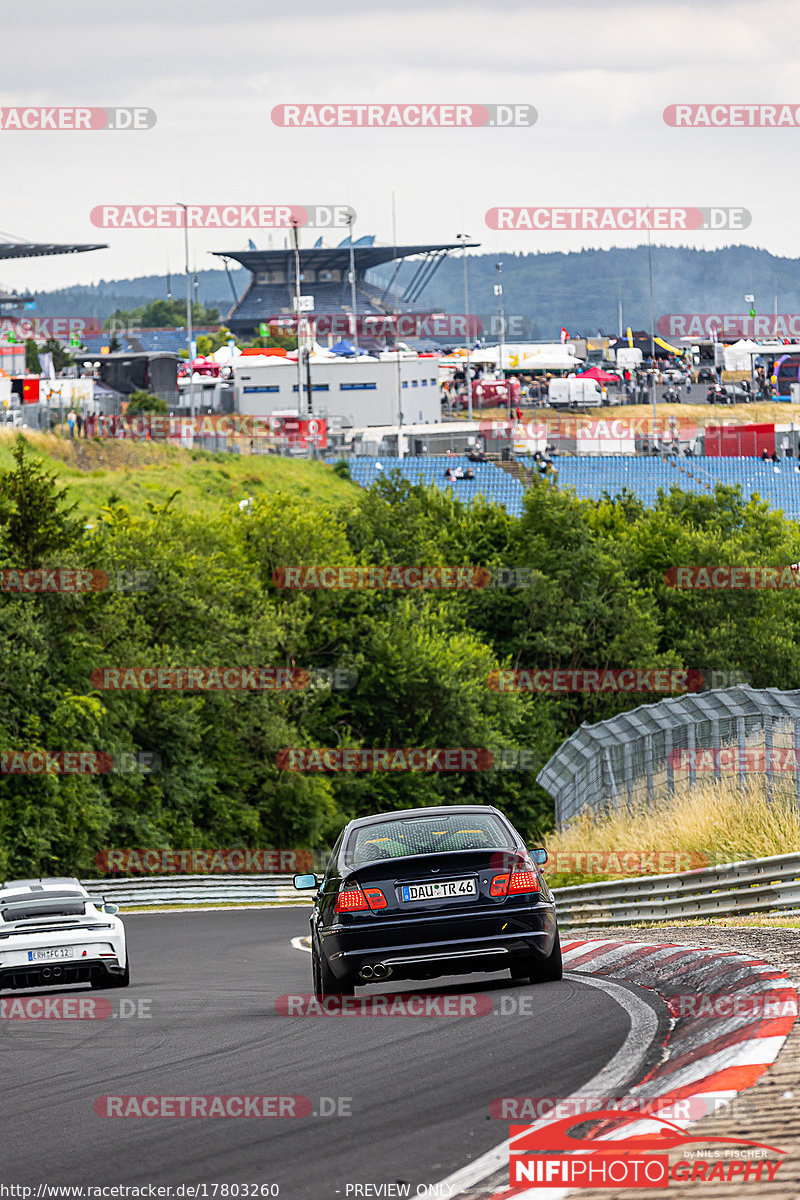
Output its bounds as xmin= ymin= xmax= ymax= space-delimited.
xmin=626 ymin=326 xmax=634 ymax=348
xmin=560 ymin=326 xmax=569 ymax=344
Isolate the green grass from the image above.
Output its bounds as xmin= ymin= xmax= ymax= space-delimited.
xmin=0 ymin=432 xmax=356 ymax=519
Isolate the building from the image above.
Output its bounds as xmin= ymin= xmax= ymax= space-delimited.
xmin=210 ymin=237 xmax=479 ymax=344
xmin=234 ymin=353 xmax=441 ymax=429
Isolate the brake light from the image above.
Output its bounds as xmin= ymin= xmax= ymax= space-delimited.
xmin=508 ymin=871 xmax=540 ymax=894
xmin=363 ymin=888 xmax=387 ymax=910
xmin=490 ymin=874 xmax=509 ymax=897
xmin=335 ymin=886 xmax=369 ymax=913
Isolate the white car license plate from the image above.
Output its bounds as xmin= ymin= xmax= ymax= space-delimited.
xmin=27 ymin=948 xmax=74 ymax=962
xmin=401 ymin=879 xmax=476 ymax=902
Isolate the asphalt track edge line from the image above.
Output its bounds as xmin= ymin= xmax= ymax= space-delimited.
xmin=433 ymin=973 xmax=659 ymax=1199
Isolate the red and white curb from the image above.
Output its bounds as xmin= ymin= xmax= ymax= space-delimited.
xmin=436 ymin=937 xmax=798 ymax=1199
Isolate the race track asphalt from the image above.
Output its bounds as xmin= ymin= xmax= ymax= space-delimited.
xmin=2 ymin=909 xmax=662 ymax=1198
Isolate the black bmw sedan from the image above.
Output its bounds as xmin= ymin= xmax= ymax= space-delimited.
xmin=294 ymin=804 xmax=562 ymax=996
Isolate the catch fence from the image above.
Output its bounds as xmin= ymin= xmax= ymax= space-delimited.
xmin=536 ymin=686 xmax=800 ymax=828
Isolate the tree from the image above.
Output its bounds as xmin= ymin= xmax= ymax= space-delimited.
xmin=40 ymin=338 xmax=74 ymax=372
xmin=0 ymin=437 xmax=81 ymax=565
xmin=195 ymin=327 xmax=237 ymax=356
xmin=247 ymin=326 xmax=297 ymax=352
xmin=125 ymin=390 xmax=169 ymax=416
xmin=25 ymin=339 xmax=40 ymax=374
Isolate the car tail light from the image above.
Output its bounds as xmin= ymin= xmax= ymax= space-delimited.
xmin=490 ymin=874 xmax=510 ymax=897
xmin=335 ymin=885 xmax=370 ymax=913
xmin=508 ymin=871 xmax=541 ymax=894
xmin=363 ymin=888 xmax=387 ymax=910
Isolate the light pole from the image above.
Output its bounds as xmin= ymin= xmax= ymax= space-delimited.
xmin=745 ymin=294 xmax=756 ymax=399
xmin=647 ymin=229 xmax=657 ymax=436
xmin=176 ymin=203 xmax=195 ymax=419
xmin=291 ymin=220 xmax=306 ymax=418
xmin=494 ymin=262 xmax=506 ymax=398
xmin=346 ymin=211 xmax=359 ymax=356
xmin=457 ymin=233 xmax=472 ymax=420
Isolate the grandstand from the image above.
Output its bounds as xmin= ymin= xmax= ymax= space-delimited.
xmin=341 ymin=457 xmax=526 ymax=516
xmin=81 ymin=327 xmax=218 ymax=355
xmin=210 ymin=239 xmax=479 ymax=341
xmin=338 ymin=453 xmax=800 ymax=523
xmin=545 ymin=455 xmax=800 ymax=519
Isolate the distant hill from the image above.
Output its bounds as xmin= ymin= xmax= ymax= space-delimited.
xmin=17 ymin=245 xmax=800 ymax=340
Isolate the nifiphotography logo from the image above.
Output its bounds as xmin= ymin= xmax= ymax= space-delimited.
xmin=509 ymin=1109 xmax=785 ymax=1187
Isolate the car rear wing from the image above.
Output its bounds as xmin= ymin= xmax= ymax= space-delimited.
xmin=0 ymin=893 xmax=95 ymax=919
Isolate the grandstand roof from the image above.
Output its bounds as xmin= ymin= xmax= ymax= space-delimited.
xmin=0 ymin=241 xmax=107 ymax=260
xmin=211 ymin=242 xmax=479 ymax=273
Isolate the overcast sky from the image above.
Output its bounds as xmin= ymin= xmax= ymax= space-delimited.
xmin=2 ymin=0 xmax=798 ymax=294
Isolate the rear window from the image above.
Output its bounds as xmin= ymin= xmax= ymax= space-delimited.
xmin=346 ymin=812 xmax=513 ymax=866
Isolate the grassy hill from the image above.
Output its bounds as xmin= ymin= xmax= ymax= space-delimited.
xmin=0 ymin=432 xmax=356 ymax=519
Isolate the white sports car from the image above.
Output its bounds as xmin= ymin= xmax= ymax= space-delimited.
xmin=0 ymin=878 xmax=129 ymax=991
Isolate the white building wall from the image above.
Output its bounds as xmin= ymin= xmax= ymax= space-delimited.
xmin=234 ymin=357 xmax=440 ymax=427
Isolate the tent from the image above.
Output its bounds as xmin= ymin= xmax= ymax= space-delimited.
xmin=577 ymin=366 xmax=620 ymax=383
xmin=723 ymin=339 xmax=762 ymax=373
xmin=331 ymin=339 xmax=372 ymax=357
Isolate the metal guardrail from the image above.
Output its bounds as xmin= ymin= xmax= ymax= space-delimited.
xmin=80 ymin=874 xmax=312 ymax=908
xmin=81 ymin=853 xmax=800 ymax=924
xmin=551 ymin=851 xmax=800 ymax=926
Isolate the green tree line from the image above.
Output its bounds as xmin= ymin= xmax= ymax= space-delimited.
xmin=0 ymin=438 xmax=798 ymax=878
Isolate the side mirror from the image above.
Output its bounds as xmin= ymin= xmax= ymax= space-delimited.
xmin=103 ymin=902 xmax=120 ymax=914
xmin=293 ymin=873 xmax=318 ymax=891
xmin=531 ymin=848 xmax=547 ymax=865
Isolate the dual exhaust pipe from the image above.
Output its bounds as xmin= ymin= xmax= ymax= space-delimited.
xmin=359 ymin=963 xmax=392 ymax=981
xmin=41 ymin=966 xmax=63 ymax=979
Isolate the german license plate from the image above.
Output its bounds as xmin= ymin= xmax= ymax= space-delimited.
xmin=27 ymin=947 xmax=74 ymax=962
xmin=401 ymin=879 xmax=476 ymax=902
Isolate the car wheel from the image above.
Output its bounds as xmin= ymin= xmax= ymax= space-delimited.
xmin=312 ymin=940 xmax=354 ymax=997
xmin=529 ymin=930 xmax=563 ymax=984
xmin=97 ymin=954 xmax=130 ymax=989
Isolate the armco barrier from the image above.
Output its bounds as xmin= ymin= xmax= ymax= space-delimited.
xmin=82 ymin=853 xmax=800 ymax=920
xmin=551 ymin=851 xmax=800 ymax=927
xmin=80 ymin=874 xmax=312 ymax=907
